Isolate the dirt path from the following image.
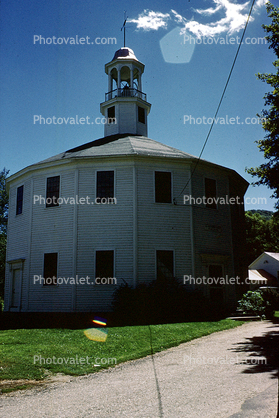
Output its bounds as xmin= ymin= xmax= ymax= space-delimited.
xmin=0 ymin=321 xmax=278 ymax=418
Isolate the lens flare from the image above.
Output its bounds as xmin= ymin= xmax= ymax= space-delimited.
xmin=84 ymin=328 xmax=108 ymax=342
xmin=92 ymin=316 xmax=107 ymax=326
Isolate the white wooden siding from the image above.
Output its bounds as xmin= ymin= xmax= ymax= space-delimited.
xmin=137 ymin=161 xmax=193 ymax=285
xmin=27 ymin=168 xmax=76 ymax=311
xmin=5 ymin=178 xmax=32 ymax=311
xmin=75 ymin=163 xmax=134 ymax=311
xmin=5 ymin=155 xmax=241 ymax=312
xmin=250 ymin=253 xmax=279 ymax=278
xmin=191 ymin=166 xmax=235 ymax=308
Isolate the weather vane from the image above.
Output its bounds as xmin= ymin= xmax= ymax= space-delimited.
xmin=121 ymin=11 xmax=128 ymax=47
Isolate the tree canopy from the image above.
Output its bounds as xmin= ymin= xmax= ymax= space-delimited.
xmin=245 ymin=210 xmax=279 ymax=264
xmin=0 ymin=168 xmax=9 ymax=234
xmin=246 ymin=2 xmax=279 ymax=210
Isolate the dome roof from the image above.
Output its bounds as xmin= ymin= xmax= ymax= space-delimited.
xmin=112 ymin=47 xmax=138 ymax=61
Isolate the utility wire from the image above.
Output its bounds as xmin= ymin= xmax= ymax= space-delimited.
xmin=177 ymin=0 xmax=257 ymax=198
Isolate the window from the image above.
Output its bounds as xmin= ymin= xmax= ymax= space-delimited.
xmin=107 ymin=106 xmax=116 ymax=124
xmin=138 ymin=106 xmax=145 ymax=124
xmin=16 ymin=185 xmax=24 ymax=215
xmin=96 ymin=250 xmax=114 ymax=279
xmin=97 ymin=171 xmax=114 ymax=199
xmin=157 ymin=250 xmax=174 ymax=282
xmin=205 ymin=178 xmax=217 ymax=209
xmin=155 ymin=171 xmax=172 ymax=203
xmin=46 ymin=176 xmax=60 ymax=207
xmin=43 ymin=253 xmax=58 ymax=285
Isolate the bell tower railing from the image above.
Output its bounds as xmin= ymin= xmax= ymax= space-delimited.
xmin=105 ymin=87 xmax=147 ymax=101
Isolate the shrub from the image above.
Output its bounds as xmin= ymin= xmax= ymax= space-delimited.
xmin=0 ymin=296 xmax=4 ymax=312
xmin=237 ymin=289 xmax=279 ymax=318
xmin=260 ymin=288 xmax=279 ymax=318
xmin=237 ymin=291 xmax=265 ymax=316
xmin=112 ymin=278 xmax=226 ymax=325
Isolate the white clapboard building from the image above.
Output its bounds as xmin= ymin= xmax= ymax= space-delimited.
xmin=248 ymin=252 xmax=279 ymax=288
xmin=4 ymin=47 xmax=248 ymax=312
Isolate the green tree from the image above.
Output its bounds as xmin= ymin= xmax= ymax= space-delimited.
xmin=0 ymin=168 xmax=9 ymax=299
xmin=246 ymin=2 xmax=279 ymax=210
xmin=245 ymin=210 xmax=279 ymax=264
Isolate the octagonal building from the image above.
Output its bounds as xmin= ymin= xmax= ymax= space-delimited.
xmin=4 ymin=47 xmax=248 ymax=313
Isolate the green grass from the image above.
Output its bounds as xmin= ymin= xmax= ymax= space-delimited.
xmin=0 ymin=319 xmax=244 ymax=381
xmin=1 ymin=384 xmax=38 ymax=394
xmin=274 ymin=311 xmax=279 ymax=318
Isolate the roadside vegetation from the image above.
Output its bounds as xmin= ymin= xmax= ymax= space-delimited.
xmin=237 ymin=288 xmax=279 ymax=318
xmin=0 ymin=319 xmax=244 ymax=392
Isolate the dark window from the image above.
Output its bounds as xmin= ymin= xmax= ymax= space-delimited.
xmin=205 ymin=178 xmax=217 ymax=209
xmin=157 ymin=250 xmax=174 ymax=282
xmin=46 ymin=176 xmax=60 ymax=207
xmin=16 ymin=185 xmax=24 ymax=215
xmin=96 ymin=250 xmax=114 ymax=279
xmin=43 ymin=253 xmax=58 ymax=285
xmin=97 ymin=171 xmax=114 ymax=199
xmin=138 ymin=106 xmax=145 ymax=124
xmin=155 ymin=171 xmax=172 ymax=203
xmin=107 ymin=106 xmax=116 ymax=124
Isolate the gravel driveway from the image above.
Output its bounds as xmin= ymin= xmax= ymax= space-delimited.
xmin=0 ymin=321 xmax=278 ymax=418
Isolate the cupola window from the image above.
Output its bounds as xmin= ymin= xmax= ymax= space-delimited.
xmin=138 ymin=106 xmax=145 ymax=124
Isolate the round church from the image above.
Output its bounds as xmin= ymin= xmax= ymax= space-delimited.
xmin=4 ymin=47 xmax=248 ymax=312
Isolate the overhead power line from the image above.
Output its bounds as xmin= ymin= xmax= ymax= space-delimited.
xmin=177 ymin=0 xmax=257 ymax=198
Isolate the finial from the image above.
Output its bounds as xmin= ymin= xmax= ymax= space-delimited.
xmin=121 ymin=11 xmax=128 ymax=47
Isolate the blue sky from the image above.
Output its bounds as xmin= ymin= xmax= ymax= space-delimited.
xmin=0 ymin=0 xmax=275 ymax=211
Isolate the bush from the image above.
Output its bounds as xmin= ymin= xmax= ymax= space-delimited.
xmin=0 ymin=296 xmax=4 ymax=312
xmin=237 ymin=291 xmax=265 ymax=316
xmin=237 ymin=289 xmax=279 ymax=318
xmin=112 ymin=278 xmax=227 ymax=325
xmin=261 ymin=288 xmax=279 ymax=318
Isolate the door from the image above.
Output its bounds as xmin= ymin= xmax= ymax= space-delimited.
xmin=208 ymin=264 xmax=224 ymax=307
xmin=11 ymin=269 xmax=21 ymax=308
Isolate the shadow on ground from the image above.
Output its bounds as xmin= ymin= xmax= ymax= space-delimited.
xmin=229 ymin=317 xmax=279 ymax=379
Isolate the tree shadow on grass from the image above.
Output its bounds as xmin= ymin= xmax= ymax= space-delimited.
xmin=229 ymin=318 xmax=279 ymax=379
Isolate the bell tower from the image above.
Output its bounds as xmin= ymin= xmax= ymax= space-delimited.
xmin=100 ymin=47 xmax=151 ymax=137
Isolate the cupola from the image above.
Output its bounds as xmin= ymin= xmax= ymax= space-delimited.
xmin=100 ymin=47 xmax=151 ymax=137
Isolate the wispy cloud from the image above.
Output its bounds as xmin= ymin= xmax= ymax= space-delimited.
xmin=128 ymin=10 xmax=170 ymax=31
xmin=129 ymin=0 xmax=268 ymax=37
xmin=171 ymin=9 xmax=187 ymax=25
xmin=254 ymin=0 xmax=269 ymax=10
xmin=186 ymin=0 xmax=251 ymax=36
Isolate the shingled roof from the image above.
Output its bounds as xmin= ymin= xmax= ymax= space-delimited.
xmin=37 ymin=134 xmax=197 ymax=164
xmin=6 ymin=134 xmax=249 ymax=193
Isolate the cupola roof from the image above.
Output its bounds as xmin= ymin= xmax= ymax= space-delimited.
xmin=112 ymin=47 xmax=138 ymax=61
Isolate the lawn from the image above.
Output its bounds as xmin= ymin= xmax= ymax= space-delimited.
xmin=0 ymin=319 xmax=244 ymax=385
